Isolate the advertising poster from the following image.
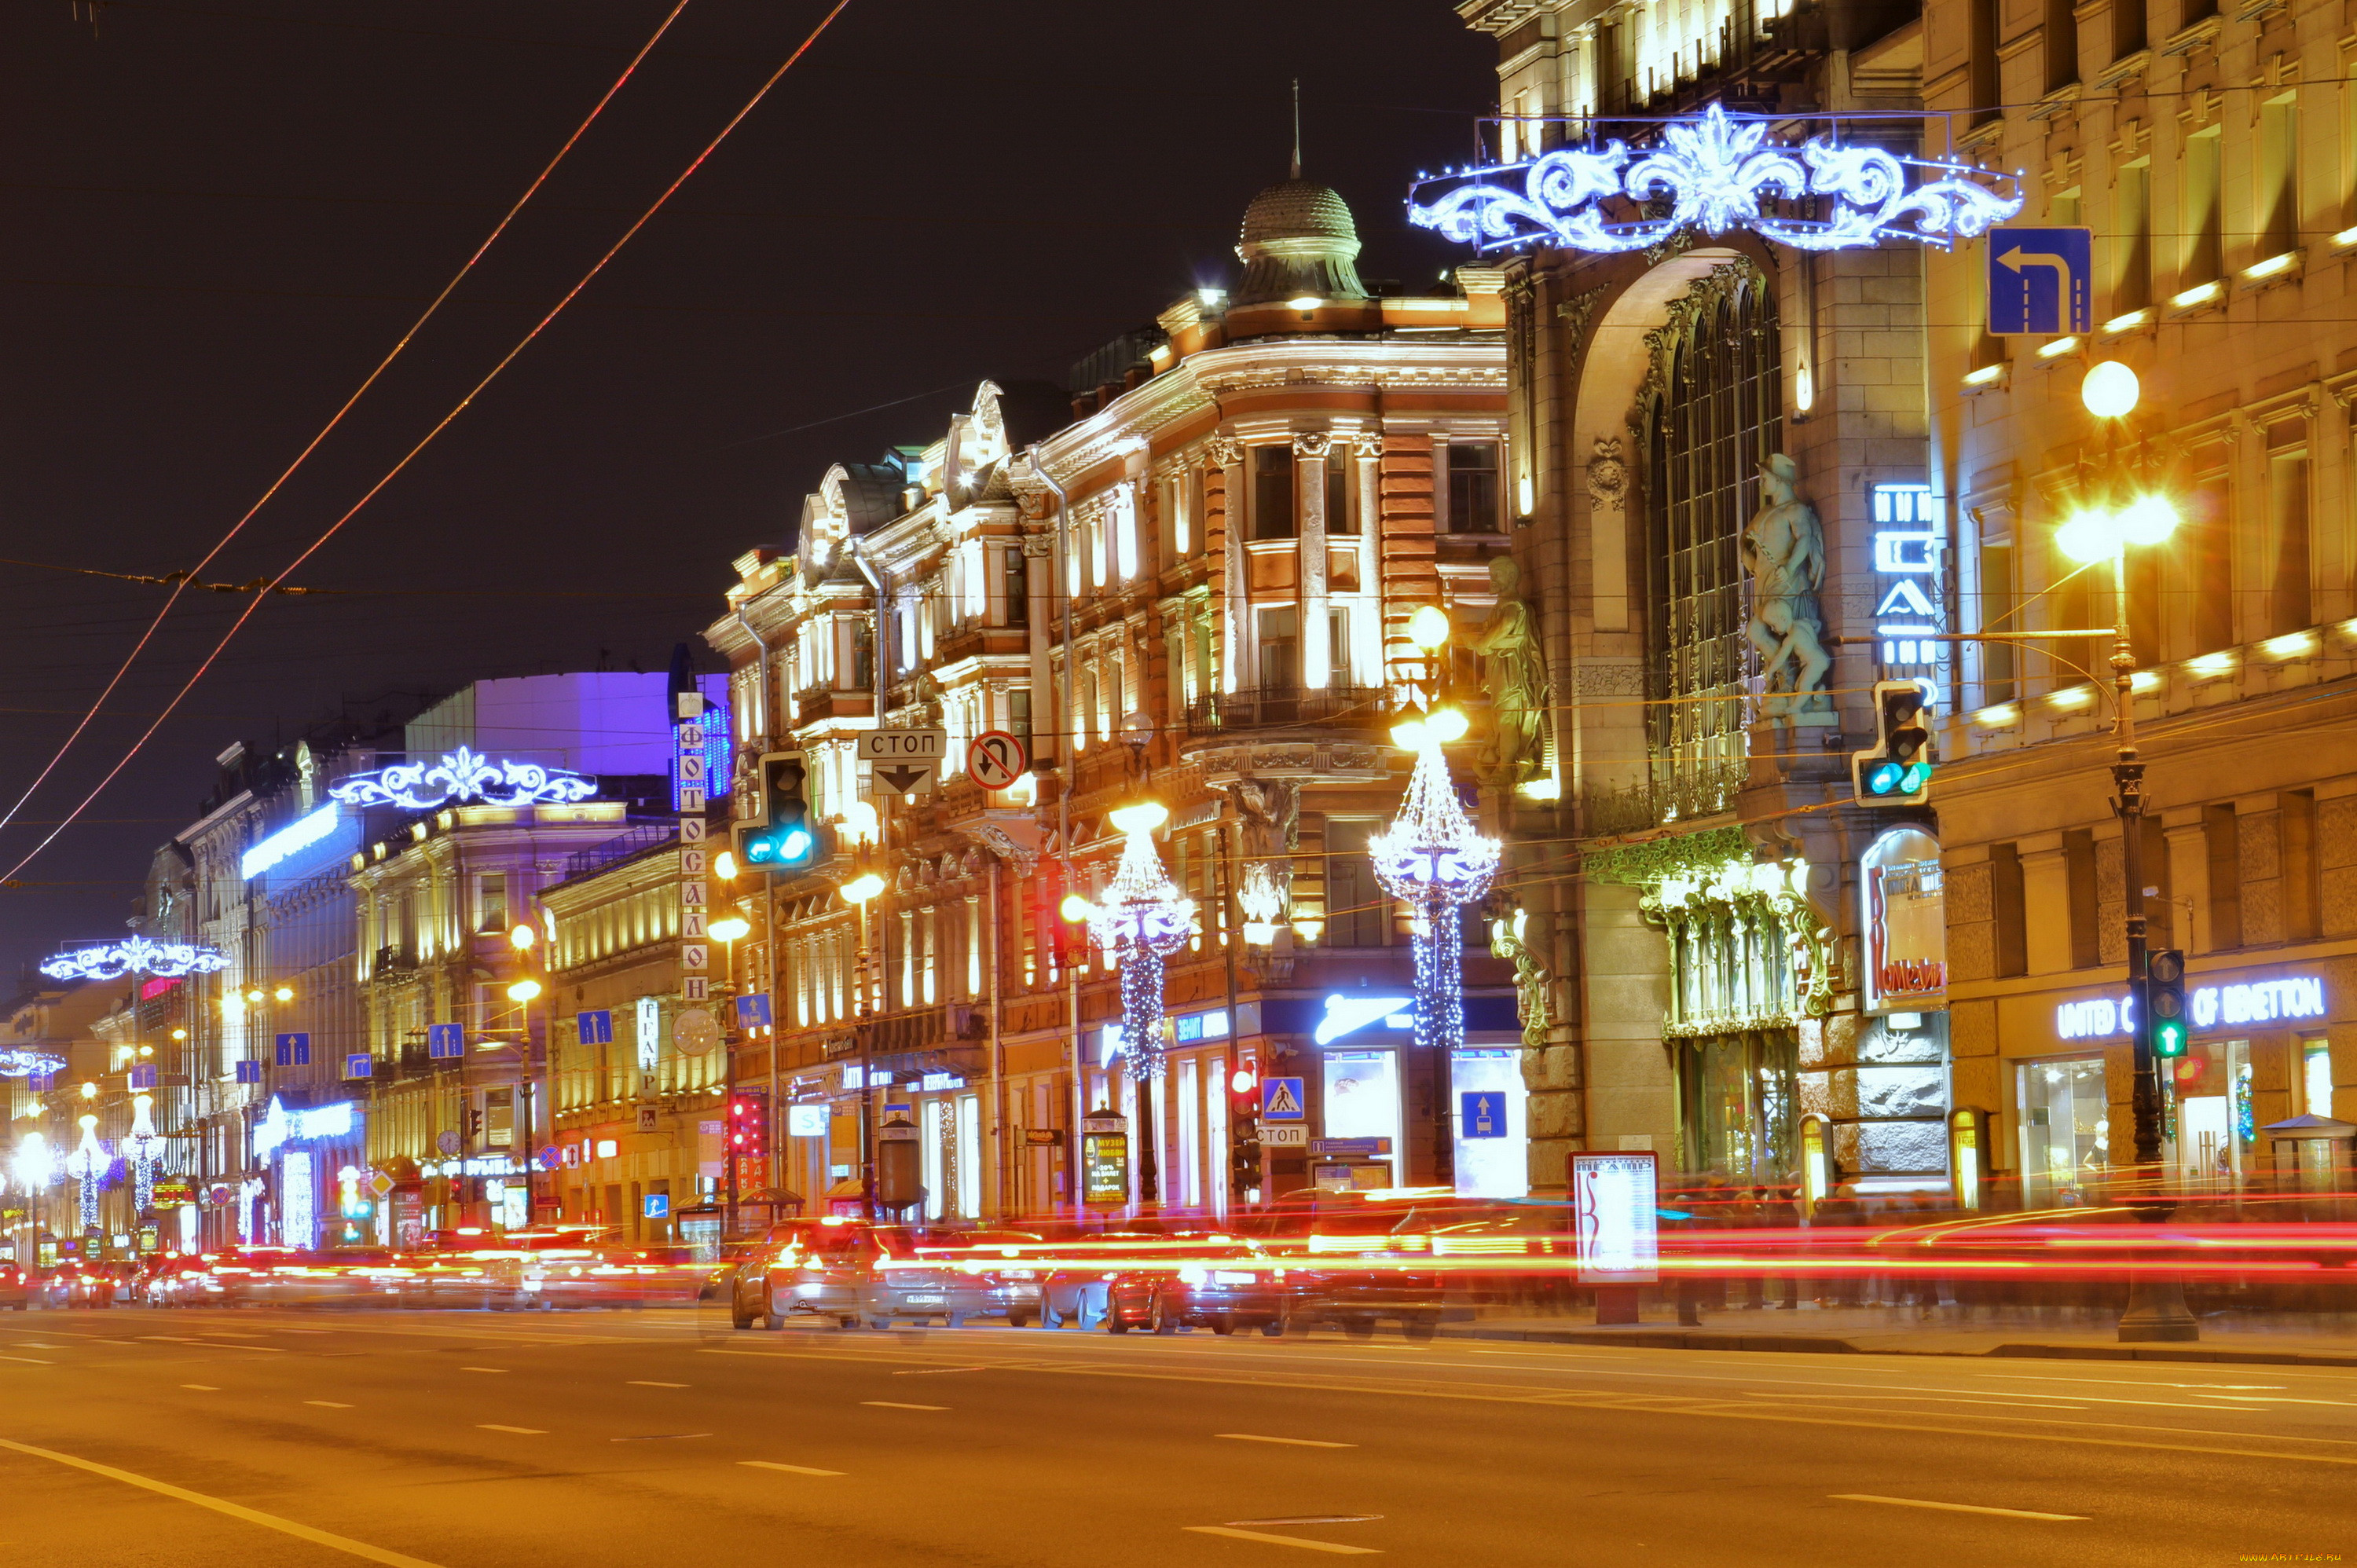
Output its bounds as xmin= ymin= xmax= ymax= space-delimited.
xmin=1571 ymin=1150 xmax=1659 ymax=1284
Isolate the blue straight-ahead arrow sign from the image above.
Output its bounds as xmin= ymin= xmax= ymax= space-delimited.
xmin=1987 ymin=225 xmax=2092 ymax=335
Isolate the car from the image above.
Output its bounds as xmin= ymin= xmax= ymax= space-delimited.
xmin=944 ymin=1229 xmax=1050 ymax=1326
xmin=1102 ymin=1234 xmax=1295 ymax=1336
xmin=1252 ymin=1192 xmax=1451 ymax=1340
xmin=52 ymin=1260 xmax=119 ymax=1308
xmin=0 ymin=1261 xmax=30 ymax=1310
xmin=729 ymin=1219 xmax=988 ymax=1331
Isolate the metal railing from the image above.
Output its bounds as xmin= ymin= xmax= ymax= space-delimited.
xmin=1183 ymin=683 xmax=1387 ymax=738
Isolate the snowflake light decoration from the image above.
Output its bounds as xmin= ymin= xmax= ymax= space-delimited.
xmin=39 ymin=936 xmax=229 ymax=983
xmin=1080 ymin=804 xmax=1196 ymax=1083
xmin=1408 ymin=104 xmax=2022 ymax=255
xmin=1369 ymin=714 xmax=1501 ymax=1063
xmin=328 ymin=745 xmax=598 ymax=811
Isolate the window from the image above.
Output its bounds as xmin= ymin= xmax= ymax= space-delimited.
xmin=1990 ymin=842 xmax=2028 ymax=977
xmin=1009 ymin=687 xmax=1031 ymax=741
xmin=2285 ymin=789 xmax=2321 ymax=941
xmin=475 ymin=873 xmax=508 ymax=935
xmin=2303 ymin=1036 xmax=2334 ymax=1117
xmin=1256 ymin=606 xmax=1300 ymax=693
xmin=1976 ymin=516 xmax=2016 ymax=705
xmin=2204 ymin=804 xmax=2242 ymax=951
xmin=1003 ymin=547 xmax=1028 ymax=627
xmin=2184 ymin=472 xmax=2233 ymax=655
xmin=2114 ymin=161 xmax=2152 ymax=313
xmin=2045 ymin=0 xmax=2078 ymax=90
xmin=1252 ymin=446 xmax=1296 ymax=540
xmin=2268 ymin=449 xmax=2311 ymax=636
xmin=2019 ymin=1057 xmax=2110 ymax=1206
xmin=1325 ymin=447 xmax=1359 ymax=534
xmin=2259 ymin=96 xmax=2298 ymax=258
xmin=2113 ymin=0 xmax=2145 ymax=57
xmin=2184 ymin=126 xmax=2223 ymax=284
xmin=1328 ymin=606 xmax=1352 ymax=687
xmin=1325 ymin=820 xmax=1385 ymax=947
xmin=1969 ymin=0 xmax=2000 ymax=124
xmin=2063 ymin=828 xmax=2100 ymax=969
xmin=1446 ymin=443 xmax=1501 ymax=533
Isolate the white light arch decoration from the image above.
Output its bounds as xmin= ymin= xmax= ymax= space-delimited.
xmin=1408 ymin=105 xmax=2022 ymax=255
xmin=328 ymin=746 xmax=596 ymax=811
xmin=39 ymin=936 xmax=229 ymax=983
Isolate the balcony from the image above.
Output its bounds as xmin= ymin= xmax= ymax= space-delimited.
xmin=795 ymin=684 xmax=874 ymax=728
xmin=1182 ymin=684 xmax=1387 ymax=740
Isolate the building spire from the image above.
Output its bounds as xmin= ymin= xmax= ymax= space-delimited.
xmin=1290 ymin=77 xmax=1301 ymax=181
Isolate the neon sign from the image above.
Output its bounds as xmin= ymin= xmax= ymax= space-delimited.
xmin=1313 ymin=994 xmax=1415 ymax=1045
xmin=328 ymin=746 xmax=597 ymax=811
xmin=40 ymin=936 xmax=228 ymax=982
xmin=1870 ymin=483 xmax=1945 ymax=673
xmin=1407 ymin=104 xmax=2022 ymax=256
xmin=252 ymin=1096 xmax=356 ymax=1161
xmin=242 ymin=803 xmax=339 ymax=880
xmin=2055 ymin=975 xmax=2325 ymax=1039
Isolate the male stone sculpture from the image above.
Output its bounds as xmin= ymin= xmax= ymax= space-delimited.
xmin=1743 ymin=454 xmax=1835 ymax=727
xmin=1472 ymin=555 xmax=1548 ymax=782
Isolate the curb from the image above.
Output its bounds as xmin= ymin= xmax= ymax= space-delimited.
xmin=1434 ymin=1322 xmax=2357 ymax=1368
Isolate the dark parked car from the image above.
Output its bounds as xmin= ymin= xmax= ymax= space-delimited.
xmin=730 ymin=1220 xmax=988 ymax=1330
xmin=1102 ymin=1234 xmax=1293 ymax=1336
xmin=0 ymin=1260 xmax=30 ymax=1310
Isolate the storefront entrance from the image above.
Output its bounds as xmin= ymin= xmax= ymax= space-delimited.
xmin=1677 ymin=1030 xmax=1797 ymax=1185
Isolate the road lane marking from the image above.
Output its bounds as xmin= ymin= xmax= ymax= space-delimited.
xmin=1215 ymin=1434 xmax=1357 ymax=1449
xmin=626 ymin=1380 xmax=689 ymax=1388
xmin=304 ymin=1401 xmax=354 ymax=1409
xmin=1743 ymin=1393 xmax=2091 ymax=1412
xmin=0 ymin=1436 xmax=446 ymax=1568
xmin=1185 ymin=1526 xmax=1380 ymax=1554
xmin=1979 ymin=1375 xmax=2285 ymax=1390
xmin=1833 ymin=1494 xmax=2088 ymax=1522
xmin=181 ymin=1384 xmax=218 ymax=1391
xmin=459 ymin=1367 xmax=508 ymax=1373
xmin=860 ymin=1401 xmax=948 ymax=1411
xmin=740 ymin=1460 xmax=845 ymax=1476
xmin=611 ymin=1433 xmax=711 ymax=1442
xmin=139 ymin=1336 xmax=286 ymax=1351
xmin=893 ymin=1365 xmax=987 ymax=1375
xmin=0 ymin=1354 xmax=53 ymax=1365
xmin=475 ymin=1424 xmax=545 ymax=1434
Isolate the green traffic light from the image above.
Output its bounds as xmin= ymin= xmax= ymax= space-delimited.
xmin=2154 ymin=1020 xmax=2188 ymax=1058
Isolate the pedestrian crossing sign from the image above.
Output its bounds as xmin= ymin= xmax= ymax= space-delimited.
xmin=1262 ymin=1076 xmax=1306 ymax=1121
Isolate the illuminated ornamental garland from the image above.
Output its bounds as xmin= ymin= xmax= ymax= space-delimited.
xmin=1407 ymin=104 xmax=2022 ymax=255
xmin=0 ymin=1048 xmax=67 ymax=1079
xmin=1369 ymin=713 xmax=1501 ymax=1063
xmin=66 ymin=1113 xmax=107 ymax=1233
xmin=39 ymin=936 xmax=228 ymax=983
xmin=328 ymin=746 xmax=597 ymax=811
xmin=1082 ymin=804 xmax=1197 ymax=1083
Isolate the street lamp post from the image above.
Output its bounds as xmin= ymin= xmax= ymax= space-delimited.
xmin=1080 ymin=802 xmax=1195 ymax=1212
xmin=840 ymin=871 xmax=886 ymax=1220
xmin=2058 ymin=360 xmax=2196 ymax=1344
xmin=504 ymin=923 xmax=545 ymax=1232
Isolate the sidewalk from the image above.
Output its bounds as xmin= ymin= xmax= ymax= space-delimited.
xmin=1439 ymin=1302 xmax=2357 ymax=1368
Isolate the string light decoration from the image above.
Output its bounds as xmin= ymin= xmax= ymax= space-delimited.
xmin=39 ymin=936 xmax=227 ymax=983
xmin=0 ymin=1048 xmax=67 ymax=1078
xmin=328 ymin=745 xmax=597 ymax=811
xmin=1080 ymin=803 xmax=1196 ymax=1083
xmin=125 ymin=1093 xmax=166 ymax=1214
xmin=1407 ymin=103 xmax=2022 ymax=255
xmin=65 ymin=1113 xmax=107 ymax=1233
xmin=1369 ymin=710 xmax=1501 ymax=1062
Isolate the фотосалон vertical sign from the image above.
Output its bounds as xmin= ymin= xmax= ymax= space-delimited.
xmin=1871 ymin=482 xmax=1945 ymax=676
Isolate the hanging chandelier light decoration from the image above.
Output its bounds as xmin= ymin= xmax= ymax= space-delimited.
xmin=65 ymin=1113 xmax=108 ymax=1233
xmin=1370 ymin=709 xmax=1501 ymax=1062
xmin=1080 ymin=803 xmax=1197 ymax=1083
xmin=39 ymin=935 xmax=228 ymax=984
xmin=1407 ymin=103 xmax=2023 ymax=256
xmin=125 ymin=1093 xmax=166 ymax=1214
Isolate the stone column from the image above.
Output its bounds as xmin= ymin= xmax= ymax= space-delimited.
xmin=1296 ymin=431 xmax=1332 ymax=691
xmin=1209 ymin=435 xmax=1245 ymax=694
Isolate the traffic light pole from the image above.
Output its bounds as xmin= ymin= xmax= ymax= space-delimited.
xmin=2108 ymin=544 xmax=2198 ymax=1344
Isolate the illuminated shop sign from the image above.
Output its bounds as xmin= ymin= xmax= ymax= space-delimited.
xmin=1313 ymin=994 xmax=1414 ymax=1046
xmin=328 ymin=746 xmax=597 ymax=811
xmin=421 ymin=1156 xmax=522 ymax=1178
xmin=1860 ymin=826 xmax=1946 ymax=1014
xmin=252 ymin=1097 xmax=356 ymax=1161
xmin=2055 ymin=975 xmax=2326 ymax=1040
xmin=241 ymin=803 xmax=339 ymax=880
xmin=1406 ymin=104 xmax=2022 ymax=256
xmin=1871 ymin=484 xmax=1945 ymax=673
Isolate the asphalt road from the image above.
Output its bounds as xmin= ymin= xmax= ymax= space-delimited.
xmin=2 ymin=1303 xmax=2352 ymax=1566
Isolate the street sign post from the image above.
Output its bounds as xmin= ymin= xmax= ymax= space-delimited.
xmin=1461 ymin=1091 xmax=1507 ymax=1139
xmin=966 ymin=730 xmax=1029 ymax=791
xmin=1987 ymin=225 xmax=2092 ymax=335
xmin=1260 ymin=1124 xmax=1308 ymax=1147
xmin=1261 ymin=1076 xmax=1306 ymax=1121
xmin=576 ymin=1009 xmax=613 ymax=1046
xmin=859 ymin=727 xmax=946 ymax=800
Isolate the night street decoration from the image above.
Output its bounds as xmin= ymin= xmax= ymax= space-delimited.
xmin=1082 ymin=804 xmax=1196 ymax=1083
xmin=1370 ymin=712 xmax=1501 ymax=1062
xmin=65 ymin=1114 xmax=107 ymax=1233
xmin=39 ymin=936 xmax=228 ymax=983
xmin=126 ymin=1094 xmax=166 ymax=1213
xmin=0 ymin=1048 xmax=68 ymax=1079
xmin=1407 ymin=104 xmax=2022 ymax=255
xmin=328 ymin=746 xmax=598 ymax=811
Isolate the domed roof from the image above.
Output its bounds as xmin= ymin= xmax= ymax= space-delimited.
xmin=1237 ymin=179 xmax=1358 ymax=253
xmin=1230 ymin=178 xmax=1367 ymax=307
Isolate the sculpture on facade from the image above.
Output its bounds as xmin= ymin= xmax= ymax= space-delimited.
xmin=1742 ymin=454 xmax=1835 ymax=727
xmin=1472 ymin=555 xmax=1549 ymax=783
xmin=1228 ymin=777 xmax=1299 ymax=907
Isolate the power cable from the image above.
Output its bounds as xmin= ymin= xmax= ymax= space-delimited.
xmin=0 ymin=0 xmax=697 ymax=846
xmin=0 ymin=0 xmax=855 ymax=885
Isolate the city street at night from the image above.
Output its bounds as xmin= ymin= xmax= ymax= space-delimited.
xmin=3 ymin=1305 xmax=2352 ymax=1566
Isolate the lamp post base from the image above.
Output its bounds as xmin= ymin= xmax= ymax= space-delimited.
xmin=2117 ymin=1278 xmax=2200 ymax=1343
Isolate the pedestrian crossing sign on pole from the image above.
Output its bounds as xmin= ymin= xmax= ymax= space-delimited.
xmin=1262 ymin=1076 xmax=1306 ymax=1121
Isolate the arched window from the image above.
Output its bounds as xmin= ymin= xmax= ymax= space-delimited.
xmin=1642 ymin=262 xmax=1782 ymax=819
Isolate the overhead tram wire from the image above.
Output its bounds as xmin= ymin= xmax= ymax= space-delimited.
xmin=0 ymin=0 xmax=698 ymax=847
xmin=0 ymin=0 xmax=857 ymax=886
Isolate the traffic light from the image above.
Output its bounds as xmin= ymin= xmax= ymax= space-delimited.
xmin=733 ymin=752 xmax=824 ymax=874
xmin=728 ymin=1091 xmax=769 ymax=1155
xmin=1851 ymin=680 xmax=1935 ymax=805
xmin=1228 ymin=1062 xmax=1262 ymax=1202
xmin=2148 ymin=948 xmax=2188 ymax=1058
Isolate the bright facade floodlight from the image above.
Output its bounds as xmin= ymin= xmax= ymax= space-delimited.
xmin=39 ymin=936 xmax=229 ymax=983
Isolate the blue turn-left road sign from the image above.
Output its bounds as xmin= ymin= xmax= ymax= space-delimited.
xmin=1988 ymin=226 xmax=2092 ymax=335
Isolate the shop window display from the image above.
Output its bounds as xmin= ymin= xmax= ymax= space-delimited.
xmin=2019 ymin=1056 xmax=2107 ymax=1207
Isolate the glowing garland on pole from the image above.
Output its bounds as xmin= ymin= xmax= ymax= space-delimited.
xmin=1369 ymin=711 xmax=1501 ymax=1064
xmin=1081 ymin=804 xmax=1196 ymax=1083
xmin=65 ymin=1114 xmax=107 ymax=1233
xmin=38 ymin=936 xmax=228 ymax=984
xmin=125 ymin=1094 xmax=166 ymax=1214
xmin=1406 ymin=103 xmax=2023 ymax=255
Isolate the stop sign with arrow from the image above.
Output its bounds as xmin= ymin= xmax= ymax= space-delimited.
xmin=859 ymin=727 xmax=946 ymax=800
xmin=1986 ymin=225 xmax=2091 ymax=335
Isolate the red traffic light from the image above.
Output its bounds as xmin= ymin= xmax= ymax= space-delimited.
xmin=1230 ymin=1065 xmax=1257 ymax=1095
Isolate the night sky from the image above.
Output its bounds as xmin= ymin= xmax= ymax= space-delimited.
xmin=0 ymin=0 xmax=1494 ymax=978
